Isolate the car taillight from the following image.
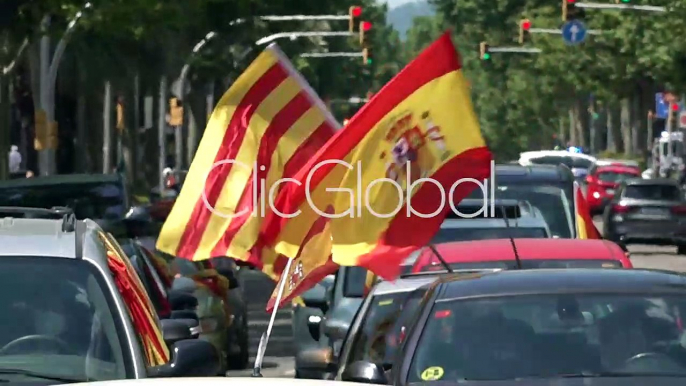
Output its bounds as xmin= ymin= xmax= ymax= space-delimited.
xmin=671 ymin=206 xmax=686 ymax=214
xmin=612 ymin=204 xmax=631 ymax=213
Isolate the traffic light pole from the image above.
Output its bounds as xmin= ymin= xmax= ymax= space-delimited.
xmin=575 ymin=3 xmax=667 ymax=12
xmin=300 ymin=52 xmax=364 ymax=57
xmin=488 ymin=47 xmax=543 ymax=53
xmin=529 ymin=28 xmax=602 ymax=35
xmin=256 ymin=31 xmax=354 ymax=45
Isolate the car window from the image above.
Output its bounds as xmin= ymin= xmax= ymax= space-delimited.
xmin=408 ymin=293 xmax=686 ymax=382
xmin=385 ymin=289 xmax=428 ymax=363
xmin=623 ymin=184 xmax=681 ymax=201
xmin=100 ymin=233 xmax=170 ymax=367
xmin=344 ymin=267 xmax=370 ymax=298
xmin=432 ymin=227 xmax=548 ymax=243
xmin=597 ymin=171 xmax=638 ymax=183
xmin=0 ymin=182 xmax=126 ymax=220
xmin=571 ymin=158 xmax=593 ymax=169
xmin=529 ymin=156 xmax=569 ymax=167
xmin=0 ymin=256 xmax=131 ymax=380
xmin=468 ymin=183 xmax=574 ymax=239
xmin=347 ymin=293 xmax=410 ymax=366
xmin=172 ymin=258 xmax=200 ymax=276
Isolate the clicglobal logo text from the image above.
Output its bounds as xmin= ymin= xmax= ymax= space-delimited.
xmin=201 ymin=160 xmax=496 ymax=219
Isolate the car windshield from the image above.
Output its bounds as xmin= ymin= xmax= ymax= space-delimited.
xmin=529 ymin=156 xmax=569 ymax=167
xmin=0 ymin=257 xmax=130 ymax=381
xmin=347 ymin=293 xmax=410 ymax=366
xmin=572 ymin=158 xmax=593 ymax=169
xmin=419 ymin=259 xmax=623 ymax=272
xmin=432 ymin=227 xmax=547 ymax=243
xmin=0 ymin=182 xmax=126 ymax=220
xmin=407 ymin=293 xmax=686 ymax=382
xmin=624 ymin=184 xmax=681 ymax=201
xmin=597 ymin=171 xmax=639 ymax=183
xmin=662 ymin=142 xmax=684 ymax=157
xmin=468 ymin=184 xmax=574 ymax=238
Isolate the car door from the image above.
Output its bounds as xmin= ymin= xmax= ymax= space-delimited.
xmin=99 ymin=231 xmax=170 ymax=367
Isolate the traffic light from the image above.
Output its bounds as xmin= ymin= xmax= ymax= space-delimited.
xmin=479 ymin=41 xmax=491 ymax=61
xmin=562 ymin=0 xmax=585 ymax=21
xmin=519 ymin=19 xmax=531 ymax=44
xmin=359 ymin=21 xmax=372 ymax=45
xmin=349 ymin=6 xmax=362 ymax=33
xmin=362 ymin=47 xmax=372 ymax=65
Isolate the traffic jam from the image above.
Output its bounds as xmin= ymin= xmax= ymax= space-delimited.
xmin=2 ymin=33 xmax=686 ymax=386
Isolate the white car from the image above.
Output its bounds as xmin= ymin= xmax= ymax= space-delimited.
xmin=519 ymin=150 xmax=596 ymax=180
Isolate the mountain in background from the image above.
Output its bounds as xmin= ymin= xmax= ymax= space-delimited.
xmin=386 ymin=0 xmax=435 ymax=40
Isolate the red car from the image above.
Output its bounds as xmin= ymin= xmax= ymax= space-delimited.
xmin=585 ymin=164 xmax=641 ymax=214
xmin=409 ymin=238 xmax=633 ymax=272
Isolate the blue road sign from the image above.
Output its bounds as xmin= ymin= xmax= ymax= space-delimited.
xmin=655 ymin=93 xmax=669 ymax=119
xmin=561 ymin=20 xmax=587 ymax=45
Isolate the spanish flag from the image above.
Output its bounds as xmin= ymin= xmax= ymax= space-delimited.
xmin=575 ymin=181 xmax=602 ymax=239
xmin=261 ymin=32 xmax=492 ymax=280
xmin=156 ymin=43 xmax=338 ymax=267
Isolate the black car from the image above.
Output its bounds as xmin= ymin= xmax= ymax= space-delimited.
xmin=466 ymin=164 xmax=577 ymax=239
xmin=301 ymin=268 xmax=686 ymax=385
xmin=603 ymin=178 xmax=686 ymax=254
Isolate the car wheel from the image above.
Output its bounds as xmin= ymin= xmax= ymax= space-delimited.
xmin=678 ymin=245 xmax=686 ymax=255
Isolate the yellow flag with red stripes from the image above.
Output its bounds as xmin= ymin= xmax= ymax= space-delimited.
xmin=156 ymin=43 xmax=338 ymax=270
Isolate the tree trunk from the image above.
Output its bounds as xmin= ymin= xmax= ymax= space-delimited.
xmin=620 ymin=98 xmax=632 ymax=156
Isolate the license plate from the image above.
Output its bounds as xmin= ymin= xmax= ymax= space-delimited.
xmin=606 ymin=189 xmax=615 ymax=195
xmin=641 ymin=208 xmax=669 ymax=216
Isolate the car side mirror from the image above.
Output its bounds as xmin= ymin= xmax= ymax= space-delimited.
xmin=170 ymin=318 xmax=201 ymax=339
xmin=216 ymin=268 xmax=239 ymax=290
xmin=295 ymin=347 xmax=337 ymax=373
xmin=301 ymin=285 xmax=328 ymax=311
xmin=161 ymin=319 xmax=192 ymax=347
xmin=147 ymin=339 xmax=220 ymax=377
xmin=168 ymin=291 xmax=198 ymax=311
xmin=341 ymin=361 xmax=388 ymax=384
xmin=170 ymin=310 xmax=198 ymax=321
xmin=322 ymin=317 xmax=349 ymax=341
xmin=307 ymin=315 xmax=322 ymax=341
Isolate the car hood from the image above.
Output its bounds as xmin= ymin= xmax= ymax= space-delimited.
xmin=415 ymin=378 xmax=686 ymax=386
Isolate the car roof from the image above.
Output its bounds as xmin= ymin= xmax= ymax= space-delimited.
xmin=437 ymin=269 xmax=686 ymax=301
xmin=424 ymin=239 xmax=623 ymax=262
xmin=493 ymin=164 xmax=574 ymax=184
xmin=520 ymin=150 xmax=596 ymax=162
xmin=371 ymin=276 xmax=439 ymax=295
xmin=0 ymin=173 xmax=121 ymax=189
xmin=440 ymin=216 xmax=548 ymax=229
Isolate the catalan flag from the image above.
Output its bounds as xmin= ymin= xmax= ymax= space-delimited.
xmin=156 ymin=43 xmax=338 ymax=267
xmin=261 ymin=32 xmax=492 ymax=280
xmin=575 ymin=181 xmax=601 ymax=239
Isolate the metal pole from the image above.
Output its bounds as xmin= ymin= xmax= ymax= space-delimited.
xmin=38 ymin=22 xmax=50 ymax=176
xmin=133 ymin=73 xmax=140 ymax=182
xmin=103 ymin=81 xmax=112 ymax=173
xmin=256 ymin=31 xmax=354 ymax=45
xmin=175 ymin=108 xmax=183 ymax=171
xmin=158 ymin=77 xmax=167 ymax=192
xmin=667 ymin=103 xmax=674 ymax=160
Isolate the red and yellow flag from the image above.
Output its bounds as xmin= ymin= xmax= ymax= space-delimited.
xmin=266 ymin=207 xmax=336 ymax=313
xmin=261 ymin=32 xmax=492 ymax=280
xmin=575 ymin=182 xmax=602 ymax=239
xmin=156 ymin=44 xmax=337 ymax=268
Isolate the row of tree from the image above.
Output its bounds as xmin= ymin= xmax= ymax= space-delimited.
xmin=0 ymin=0 xmax=405 ymax=188
xmin=402 ymin=0 xmax=686 ymax=162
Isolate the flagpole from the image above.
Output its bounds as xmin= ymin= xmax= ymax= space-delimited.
xmin=252 ymin=257 xmax=295 ymax=377
xmin=573 ymin=181 xmax=581 ymax=238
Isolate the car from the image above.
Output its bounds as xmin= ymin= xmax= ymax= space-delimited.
xmin=407 ymin=238 xmax=633 ymax=272
xmin=166 ymin=256 xmax=249 ymax=372
xmin=602 ymin=178 xmax=686 ymax=254
xmin=0 ymin=206 xmax=219 ymax=381
xmin=518 ymin=150 xmax=596 ymax=182
xmin=303 ymin=268 xmax=686 ymax=385
xmin=293 ymin=266 xmax=370 ymax=379
xmin=466 ymin=164 xmax=577 ymax=239
xmin=585 ymin=163 xmax=641 ymax=214
xmin=297 ymin=274 xmax=445 ymax=380
xmin=593 ymin=159 xmax=640 ymax=168
xmin=68 ymin=377 xmax=364 ymax=386
xmin=0 ymin=173 xmax=131 ymax=221
xmin=431 ymin=199 xmax=552 ymax=243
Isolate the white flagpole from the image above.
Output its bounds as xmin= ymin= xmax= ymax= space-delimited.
xmin=252 ymin=257 xmax=295 ymax=377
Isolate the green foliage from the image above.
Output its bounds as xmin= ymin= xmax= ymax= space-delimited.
xmin=399 ymin=0 xmax=686 ymax=157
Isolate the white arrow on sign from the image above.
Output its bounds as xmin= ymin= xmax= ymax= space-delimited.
xmin=570 ymin=24 xmax=580 ymax=42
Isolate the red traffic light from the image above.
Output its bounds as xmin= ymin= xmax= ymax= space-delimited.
xmin=566 ymin=0 xmax=576 ymax=2
xmin=672 ymin=103 xmax=680 ymax=111
xmin=361 ymin=21 xmax=372 ymax=31
xmin=351 ymin=6 xmax=362 ymax=17
xmin=522 ymin=19 xmax=531 ymax=30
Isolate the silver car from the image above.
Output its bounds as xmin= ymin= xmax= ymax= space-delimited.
xmin=0 ymin=206 xmax=219 ymax=381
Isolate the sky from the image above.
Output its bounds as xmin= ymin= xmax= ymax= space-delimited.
xmin=383 ymin=0 xmax=419 ymax=8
